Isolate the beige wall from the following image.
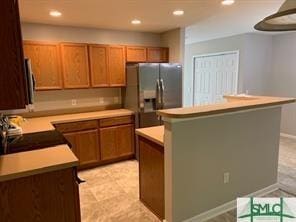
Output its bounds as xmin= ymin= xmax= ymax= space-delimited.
xmin=21 ymin=22 xmax=163 ymax=112
xmin=266 ymin=32 xmax=296 ymax=136
xmin=164 ymin=107 xmax=281 ymax=221
xmin=21 ymin=22 xmax=162 ymax=46
xmin=183 ymin=33 xmax=273 ymax=107
xmin=161 ymin=28 xmax=184 ymax=63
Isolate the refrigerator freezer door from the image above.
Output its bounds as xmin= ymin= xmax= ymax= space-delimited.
xmin=160 ymin=64 xmax=182 ymax=109
xmin=138 ymin=63 xmax=160 ymax=112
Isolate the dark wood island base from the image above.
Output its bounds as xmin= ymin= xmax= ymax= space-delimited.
xmin=138 ymin=136 xmax=164 ymax=220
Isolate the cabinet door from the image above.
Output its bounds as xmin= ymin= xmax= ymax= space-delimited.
xmin=100 ymin=127 xmax=117 ymax=160
xmin=0 ymin=168 xmax=81 ymax=222
xmin=126 ymin=46 xmax=147 ymax=62
xmin=23 ymin=41 xmax=63 ymax=90
xmin=63 ymin=132 xmax=78 ymax=158
xmin=89 ymin=44 xmax=109 ymax=87
xmin=64 ymin=129 xmax=100 ymax=166
xmin=76 ymin=129 xmax=100 ymax=166
xmin=116 ymin=124 xmax=134 ymax=157
xmin=108 ymin=46 xmax=126 ymax=86
xmin=147 ymin=47 xmax=169 ymax=62
xmin=61 ymin=43 xmax=90 ymax=88
xmin=0 ymin=0 xmax=27 ymax=109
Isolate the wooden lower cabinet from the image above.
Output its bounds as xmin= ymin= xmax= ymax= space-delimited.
xmin=0 ymin=168 xmax=81 ymax=222
xmin=100 ymin=124 xmax=134 ymax=160
xmin=139 ymin=136 xmax=164 ymax=220
xmin=56 ymin=115 xmax=135 ymax=169
xmin=64 ymin=129 xmax=100 ymax=168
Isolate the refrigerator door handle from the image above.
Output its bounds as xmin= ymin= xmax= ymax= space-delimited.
xmin=156 ymin=79 xmax=161 ymax=109
xmin=160 ymin=78 xmax=164 ymax=108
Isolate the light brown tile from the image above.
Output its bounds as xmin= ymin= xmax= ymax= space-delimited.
xmin=80 ymin=202 xmax=108 ymax=222
xmin=90 ymin=181 xmax=126 ymax=202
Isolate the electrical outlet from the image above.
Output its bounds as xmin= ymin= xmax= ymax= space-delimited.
xmin=224 ymin=172 xmax=230 ymax=184
xmin=71 ymin=99 xmax=77 ymax=106
xmin=113 ymin=97 xmax=119 ymax=104
xmin=98 ymin=98 xmax=104 ymax=105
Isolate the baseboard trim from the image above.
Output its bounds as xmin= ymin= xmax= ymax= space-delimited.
xmin=184 ymin=183 xmax=279 ymax=222
xmin=280 ymin=133 xmax=296 ymax=140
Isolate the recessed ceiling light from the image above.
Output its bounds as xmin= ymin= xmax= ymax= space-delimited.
xmin=131 ymin=19 xmax=141 ymax=25
xmin=221 ymin=0 xmax=235 ymax=5
xmin=173 ymin=10 xmax=184 ymax=16
xmin=49 ymin=10 xmax=62 ymax=17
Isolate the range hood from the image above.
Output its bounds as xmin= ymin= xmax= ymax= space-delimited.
xmin=254 ymin=0 xmax=296 ymax=31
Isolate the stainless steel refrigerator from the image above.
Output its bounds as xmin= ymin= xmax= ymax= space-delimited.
xmin=123 ymin=63 xmax=182 ymax=128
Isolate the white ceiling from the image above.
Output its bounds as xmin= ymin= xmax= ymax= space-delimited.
xmin=186 ymin=0 xmax=285 ymax=44
xmin=19 ymin=0 xmax=285 ymax=44
xmin=19 ymin=0 xmax=223 ymax=33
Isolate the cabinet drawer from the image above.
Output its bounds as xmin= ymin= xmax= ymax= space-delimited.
xmin=99 ymin=115 xmax=133 ymax=127
xmin=55 ymin=120 xmax=98 ymax=133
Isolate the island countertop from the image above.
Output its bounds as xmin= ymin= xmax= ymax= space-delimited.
xmin=136 ymin=126 xmax=164 ymax=146
xmin=157 ymin=95 xmax=296 ymax=119
xmin=0 ymin=145 xmax=78 ymax=182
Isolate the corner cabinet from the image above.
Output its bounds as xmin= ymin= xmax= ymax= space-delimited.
xmin=0 ymin=0 xmax=27 ymax=110
xmin=109 ymin=46 xmax=126 ymax=86
xmin=55 ymin=115 xmax=135 ymax=170
xmin=23 ymin=41 xmax=63 ymax=90
xmin=60 ymin=43 xmax=90 ymax=89
xmin=54 ymin=120 xmax=100 ymax=169
xmin=147 ymin=47 xmax=169 ymax=62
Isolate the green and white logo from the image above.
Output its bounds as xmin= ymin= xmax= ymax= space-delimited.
xmin=237 ymin=198 xmax=296 ymax=222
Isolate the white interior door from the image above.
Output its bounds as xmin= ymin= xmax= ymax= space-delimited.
xmin=193 ymin=51 xmax=239 ymax=106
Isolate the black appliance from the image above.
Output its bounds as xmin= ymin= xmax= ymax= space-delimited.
xmin=0 ymin=130 xmax=70 ymax=155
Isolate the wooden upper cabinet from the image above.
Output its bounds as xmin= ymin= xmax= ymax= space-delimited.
xmin=147 ymin=47 xmax=169 ymax=62
xmin=108 ymin=46 xmax=126 ymax=86
xmin=60 ymin=43 xmax=90 ymax=88
xmin=0 ymin=0 xmax=27 ymax=110
xmin=126 ymin=46 xmax=147 ymax=62
xmin=88 ymin=44 xmax=109 ymax=87
xmin=23 ymin=41 xmax=62 ymax=90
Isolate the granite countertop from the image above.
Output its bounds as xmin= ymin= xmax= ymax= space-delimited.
xmin=157 ymin=96 xmax=295 ymax=119
xmin=136 ymin=126 xmax=164 ymax=146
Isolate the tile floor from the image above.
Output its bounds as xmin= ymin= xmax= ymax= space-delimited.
xmin=78 ymin=160 xmax=160 ymax=222
xmin=78 ymin=136 xmax=296 ymax=222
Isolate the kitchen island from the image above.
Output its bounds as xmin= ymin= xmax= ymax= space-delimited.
xmin=137 ymin=95 xmax=295 ymax=222
xmin=136 ymin=126 xmax=164 ymax=219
